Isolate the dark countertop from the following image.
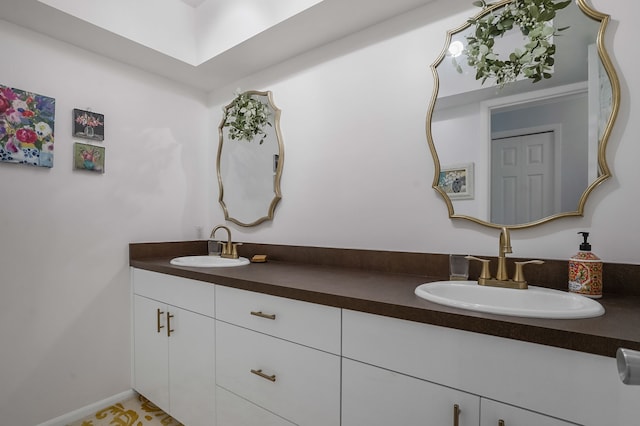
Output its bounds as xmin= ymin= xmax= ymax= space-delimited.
xmin=130 ymin=252 xmax=640 ymax=358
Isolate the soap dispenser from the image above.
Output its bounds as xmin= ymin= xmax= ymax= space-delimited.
xmin=568 ymin=232 xmax=603 ymax=298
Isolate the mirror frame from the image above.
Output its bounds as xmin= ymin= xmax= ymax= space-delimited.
xmin=426 ymin=0 xmax=620 ymax=229
xmin=217 ymin=90 xmax=284 ymax=227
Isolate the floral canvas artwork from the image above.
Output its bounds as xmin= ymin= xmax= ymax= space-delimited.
xmin=0 ymin=84 xmax=55 ymax=168
xmin=73 ymin=142 xmax=105 ymax=173
xmin=73 ymin=108 xmax=104 ymax=141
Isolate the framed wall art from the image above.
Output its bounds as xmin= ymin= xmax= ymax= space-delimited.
xmin=438 ymin=163 xmax=474 ymax=200
xmin=0 ymin=84 xmax=56 ymax=168
xmin=73 ymin=142 xmax=105 ymax=173
xmin=73 ymin=108 xmax=104 ymax=141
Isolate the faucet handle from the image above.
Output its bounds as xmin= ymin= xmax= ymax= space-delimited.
xmin=217 ymin=241 xmax=229 ymax=255
xmin=465 ymin=256 xmax=492 ymax=281
xmin=513 ymin=260 xmax=544 ymax=284
xmin=231 ymin=242 xmax=242 ymax=259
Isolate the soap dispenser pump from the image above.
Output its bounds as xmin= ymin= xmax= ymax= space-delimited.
xmin=568 ymin=232 xmax=603 ymax=298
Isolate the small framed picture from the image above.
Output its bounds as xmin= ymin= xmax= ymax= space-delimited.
xmin=73 ymin=108 xmax=104 ymax=141
xmin=73 ymin=142 xmax=105 ymax=173
xmin=438 ymin=163 xmax=474 ymax=200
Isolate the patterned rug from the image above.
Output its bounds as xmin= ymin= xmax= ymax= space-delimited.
xmin=67 ymin=393 xmax=183 ymax=426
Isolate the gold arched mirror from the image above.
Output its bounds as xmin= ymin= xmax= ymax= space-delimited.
xmin=427 ymin=0 xmax=620 ymax=229
xmin=217 ymin=90 xmax=284 ymax=227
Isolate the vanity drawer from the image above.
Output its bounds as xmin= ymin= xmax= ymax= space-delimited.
xmin=216 ymin=386 xmax=296 ymax=426
xmin=215 ymin=285 xmax=341 ymax=354
xmin=132 ymin=268 xmax=215 ymax=317
xmin=216 ymin=321 xmax=341 ymax=426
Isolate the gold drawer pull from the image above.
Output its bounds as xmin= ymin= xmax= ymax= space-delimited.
xmin=167 ymin=312 xmax=174 ymax=337
xmin=156 ymin=309 xmax=164 ymax=333
xmin=453 ymin=404 xmax=460 ymax=426
xmin=250 ymin=311 xmax=276 ymax=320
xmin=250 ymin=369 xmax=277 ymax=382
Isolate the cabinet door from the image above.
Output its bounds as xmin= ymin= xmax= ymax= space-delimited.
xmin=169 ymin=307 xmax=216 ymax=426
xmin=481 ymin=399 xmax=578 ymax=426
xmin=342 ymin=358 xmax=480 ymax=426
xmin=133 ymin=295 xmax=170 ymax=412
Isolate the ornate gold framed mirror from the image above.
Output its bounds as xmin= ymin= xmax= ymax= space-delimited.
xmin=217 ymin=90 xmax=284 ymax=227
xmin=427 ymin=0 xmax=620 ymax=229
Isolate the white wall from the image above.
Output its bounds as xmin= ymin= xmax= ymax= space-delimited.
xmin=0 ymin=20 xmax=208 ymax=426
xmin=209 ymin=0 xmax=640 ymax=264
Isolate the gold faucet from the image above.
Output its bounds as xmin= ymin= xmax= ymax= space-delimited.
xmin=495 ymin=227 xmax=512 ymax=281
xmin=466 ymin=227 xmax=543 ymax=289
xmin=210 ymin=225 xmax=240 ymax=259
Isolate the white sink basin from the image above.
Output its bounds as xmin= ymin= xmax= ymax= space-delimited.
xmin=170 ymin=255 xmax=250 ymax=268
xmin=415 ymin=281 xmax=604 ymax=319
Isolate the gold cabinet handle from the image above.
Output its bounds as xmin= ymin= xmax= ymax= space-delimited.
xmin=156 ymin=308 xmax=164 ymax=333
xmin=453 ymin=404 xmax=460 ymax=426
xmin=250 ymin=368 xmax=277 ymax=382
xmin=498 ymin=420 xmax=505 ymax=426
xmin=167 ymin=312 xmax=174 ymax=337
xmin=250 ymin=311 xmax=276 ymax=320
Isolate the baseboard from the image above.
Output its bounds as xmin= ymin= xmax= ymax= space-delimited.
xmin=37 ymin=389 xmax=136 ymax=426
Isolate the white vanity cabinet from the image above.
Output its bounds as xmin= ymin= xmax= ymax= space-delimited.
xmin=130 ymin=266 xmax=639 ymax=426
xmin=215 ymin=286 xmax=341 ymax=426
xmin=132 ymin=269 xmax=216 ymax=426
xmin=342 ymin=309 xmax=636 ymax=426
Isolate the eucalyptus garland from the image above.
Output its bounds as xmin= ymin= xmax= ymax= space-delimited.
xmin=223 ymin=91 xmax=271 ymax=144
xmin=462 ymin=0 xmax=571 ymax=87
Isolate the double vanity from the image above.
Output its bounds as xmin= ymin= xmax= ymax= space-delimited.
xmin=130 ymin=1 xmax=640 ymax=425
xmin=130 ymin=240 xmax=640 ymax=426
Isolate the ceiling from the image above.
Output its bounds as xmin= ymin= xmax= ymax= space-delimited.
xmin=181 ymin=0 xmax=206 ymax=7
xmin=0 ymin=0 xmax=436 ymax=92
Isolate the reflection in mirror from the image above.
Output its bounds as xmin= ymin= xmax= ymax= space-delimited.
xmin=427 ymin=0 xmax=619 ymax=229
xmin=217 ymin=90 xmax=284 ymax=227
